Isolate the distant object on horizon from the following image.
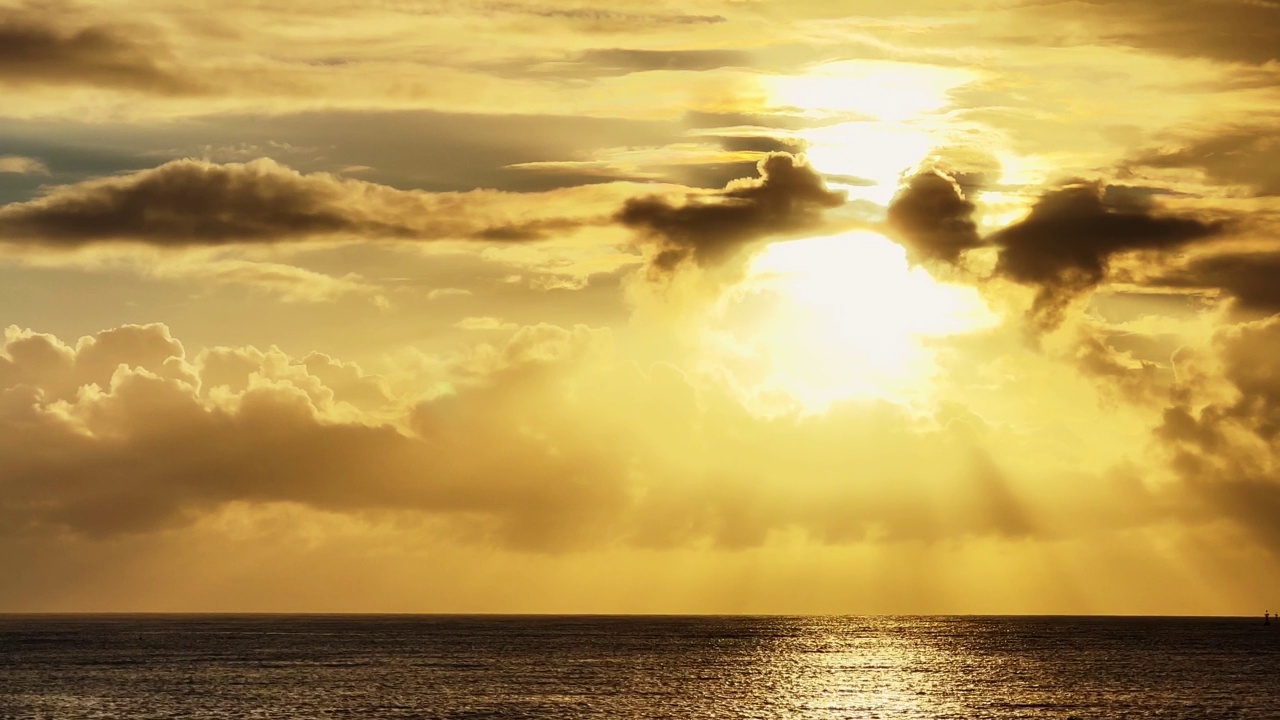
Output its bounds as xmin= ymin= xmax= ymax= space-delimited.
xmin=1266 ymin=610 xmax=1271 ymax=626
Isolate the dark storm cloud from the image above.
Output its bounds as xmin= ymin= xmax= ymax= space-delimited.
xmin=1130 ymin=126 xmax=1280 ymax=197
xmin=988 ymin=180 xmax=1228 ymax=328
xmin=885 ymin=170 xmax=982 ymax=265
xmin=0 ymin=158 xmax=587 ymax=246
xmin=616 ymin=153 xmax=846 ymax=271
xmin=1153 ymin=252 xmax=1280 ymax=315
xmin=0 ymin=11 xmax=196 ymax=94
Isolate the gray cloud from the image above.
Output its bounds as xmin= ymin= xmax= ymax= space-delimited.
xmin=1130 ymin=126 xmax=1280 ymax=197
xmin=1035 ymin=0 xmax=1280 ymax=65
xmin=1157 ymin=317 xmax=1280 ymax=554
xmin=490 ymin=4 xmax=727 ymax=30
xmin=0 ymin=10 xmax=197 ymax=94
xmin=1072 ymin=329 xmax=1167 ymax=405
xmin=577 ymin=48 xmax=750 ymax=73
xmin=616 ymin=153 xmax=846 ymax=272
xmin=0 ymin=158 xmax=589 ymax=246
xmin=885 ymin=170 xmax=982 ymax=265
xmin=989 ymin=180 xmax=1228 ymax=329
xmin=475 ymin=47 xmax=754 ymax=83
xmin=0 ymin=109 xmax=688 ymax=199
xmin=1152 ymin=251 xmax=1280 ymax=315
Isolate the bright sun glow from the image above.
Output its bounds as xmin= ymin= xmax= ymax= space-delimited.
xmin=767 ymin=61 xmax=975 ymax=122
xmin=709 ymin=231 xmax=998 ymax=415
xmin=767 ymin=60 xmax=979 ymax=205
xmin=802 ymin=122 xmax=938 ymax=204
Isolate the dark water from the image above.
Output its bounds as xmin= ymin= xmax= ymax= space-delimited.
xmin=0 ymin=615 xmax=1277 ymax=719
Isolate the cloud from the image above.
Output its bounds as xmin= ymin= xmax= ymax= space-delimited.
xmin=1062 ymin=0 xmax=1280 ymax=65
xmin=616 ymin=153 xmax=846 ymax=272
xmin=149 ymin=257 xmax=387 ymax=305
xmin=0 ymin=323 xmax=192 ymax=404
xmin=0 ymin=158 xmax=414 ymax=245
xmin=485 ymin=48 xmax=754 ymax=81
xmin=1157 ymin=316 xmax=1280 ymax=554
xmin=0 ymin=109 xmax=690 ymax=194
xmin=1130 ymin=125 xmax=1280 ymax=197
xmin=577 ymin=48 xmax=749 ymax=72
xmin=0 ymin=321 xmax=1101 ymax=552
xmin=0 ymin=158 xmax=597 ymax=247
xmin=428 ymin=288 xmax=473 ymax=300
xmin=885 ymin=169 xmax=982 ymax=265
xmin=556 ymin=48 xmax=752 ymax=77
xmin=455 ymin=316 xmax=519 ymax=331
xmin=1152 ymin=251 xmax=1280 ymax=315
xmin=0 ymin=10 xmax=197 ymax=94
xmin=490 ymin=4 xmax=727 ymax=31
xmin=0 ymin=322 xmax=636 ymax=547
xmin=1071 ymin=328 xmax=1166 ymax=405
xmin=989 ymin=180 xmax=1228 ymax=329
xmin=713 ymin=135 xmax=807 ymax=156
xmin=0 ymin=155 xmax=48 ymax=175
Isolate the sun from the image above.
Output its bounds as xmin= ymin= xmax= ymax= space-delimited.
xmin=707 ymin=231 xmax=998 ymax=415
xmin=765 ymin=60 xmax=980 ymax=205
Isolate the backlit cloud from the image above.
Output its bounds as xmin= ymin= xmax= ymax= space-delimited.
xmin=989 ymin=181 xmax=1229 ymax=328
xmin=0 ymin=158 xmax=605 ymax=246
xmin=885 ymin=169 xmax=981 ymax=265
xmin=617 ymin=153 xmax=846 ymax=272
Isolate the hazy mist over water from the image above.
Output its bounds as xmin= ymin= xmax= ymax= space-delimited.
xmin=1 ymin=615 xmax=1276 ymax=719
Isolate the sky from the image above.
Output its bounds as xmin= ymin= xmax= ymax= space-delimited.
xmin=2 ymin=0 xmax=1280 ymax=615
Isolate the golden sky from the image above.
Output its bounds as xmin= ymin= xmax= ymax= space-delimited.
xmin=2 ymin=0 xmax=1280 ymax=614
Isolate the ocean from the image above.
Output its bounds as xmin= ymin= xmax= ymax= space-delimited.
xmin=0 ymin=615 xmax=1275 ymax=719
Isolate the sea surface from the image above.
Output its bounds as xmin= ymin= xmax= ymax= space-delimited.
xmin=0 ymin=615 xmax=1276 ymax=719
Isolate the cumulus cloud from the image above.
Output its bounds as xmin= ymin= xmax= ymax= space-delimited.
xmin=0 ymin=158 xmax=596 ymax=247
xmin=0 ymin=10 xmax=197 ymax=94
xmin=0 ymin=320 xmax=1115 ymax=552
xmin=885 ymin=169 xmax=982 ymax=265
xmin=0 ymin=323 xmax=642 ymax=547
xmin=616 ymin=153 xmax=846 ymax=272
xmin=989 ymin=180 xmax=1228 ymax=329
